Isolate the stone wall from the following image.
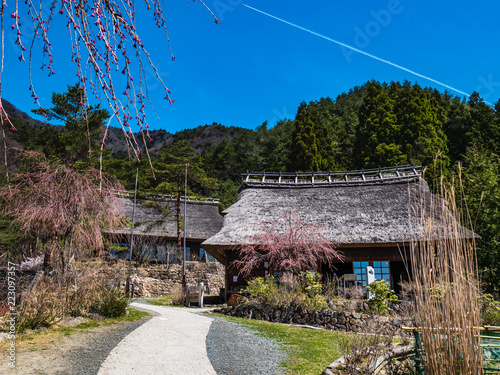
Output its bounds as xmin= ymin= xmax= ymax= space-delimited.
xmin=219 ymin=303 xmax=413 ymax=335
xmin=103 ymin=261 xmax=225 ymax=298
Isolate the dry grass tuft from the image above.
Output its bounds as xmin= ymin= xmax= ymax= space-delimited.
xmin=1 ymin=261 xmax=128 ymax=332
xmin=170 ymin=285 xmax=185 ymax=306
xmin=408 ymin=176 xmax=483 ymax=374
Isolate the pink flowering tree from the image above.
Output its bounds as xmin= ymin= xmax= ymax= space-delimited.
xmin=0 ymin=151 xmax=125 ymax=273
xmin=233 ymin=212 xmax=343 ymax=278
xmin=0 ymin=0 xmax=219 ymax=178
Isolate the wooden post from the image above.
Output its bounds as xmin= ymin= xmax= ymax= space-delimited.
xmin=198 ymin=282 xmax=204 ymax=308
xmin=185 ymin=283 xmax=191 ymax=307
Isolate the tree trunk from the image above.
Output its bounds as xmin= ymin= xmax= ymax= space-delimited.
xmin=43 ymin=245 xmax=52 ymax=274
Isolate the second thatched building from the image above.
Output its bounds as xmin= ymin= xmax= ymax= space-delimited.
xmin=202 ymin=166 xmax=477 ymax=296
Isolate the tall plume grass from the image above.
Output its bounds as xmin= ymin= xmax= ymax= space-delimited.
xmin=408 ymin=174 xmax=482 ymax=374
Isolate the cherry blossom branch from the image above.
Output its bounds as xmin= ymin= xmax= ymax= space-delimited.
xmin=234 ymin=212 xmax=343 ymax=278
xmin=0 ymin=0 xmax=219 ymax=179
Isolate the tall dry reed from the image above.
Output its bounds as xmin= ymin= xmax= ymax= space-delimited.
xmin=408 ymin=175 xmax=482 ymax=374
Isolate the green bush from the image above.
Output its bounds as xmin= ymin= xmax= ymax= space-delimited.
xmin=244 ymin=276 xmax=278 ymax=302
xmin=90 ymin=287 xmax=129 ymax=317
xmin=480 ymin=294 xmax=500 ymax=326
xmin=366 ymin=280 xmax=398 ymax=315
xmin=299 ymin=271 xmax=322 ymax=296
xmin=244 ymin=274 xmax=329 ymax=310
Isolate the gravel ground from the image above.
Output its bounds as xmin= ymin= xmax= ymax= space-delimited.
xmin=0 ymin=317 xmax=151 ymax=375
xmin=64 ymin=317 xmax=151 ymax=375
xmin=98 ymin=303 xmax=217 ymax=374
xmin=2 ymin=307 xmax=287 ymax=374
xmin=206 ymin=316 xmax=287 ymax=375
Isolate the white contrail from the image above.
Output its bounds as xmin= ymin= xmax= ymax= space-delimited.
xmin=242 ymin=4 xmax=470 ymax=98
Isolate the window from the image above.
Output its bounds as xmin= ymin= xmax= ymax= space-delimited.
xmin=353 ymin=261 xmax=391 ymax=287
xmin=353 ymin=261 xmax=369 ymax=287
xmin=373 ymin=261 xmax=390 ymax=283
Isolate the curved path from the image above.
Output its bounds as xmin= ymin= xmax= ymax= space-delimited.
xmin=97 ymin=302 xmax=217 ymax=375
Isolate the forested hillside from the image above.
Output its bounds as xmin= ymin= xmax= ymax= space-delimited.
xmin=2 ymin=80 xmax=500 ymax=291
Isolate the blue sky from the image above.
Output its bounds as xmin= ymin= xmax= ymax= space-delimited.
xmin=4 ymin=0 xmax=500 ymax=133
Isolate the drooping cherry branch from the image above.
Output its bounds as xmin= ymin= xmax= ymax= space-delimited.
xmin=0 ymin=0 xmax=219 ymax=178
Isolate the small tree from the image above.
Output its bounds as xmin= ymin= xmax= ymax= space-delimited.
xmin=0 ymin=151 xmax=124 ymax=273
xmin=233 ymin=212 xmax=343 ymax=278
xmin=365 ymin=280 xmax=398 ymax=315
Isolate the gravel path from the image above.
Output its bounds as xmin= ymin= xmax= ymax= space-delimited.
xmin=206 ymin=316 xmax=287 ymax=375
xmin=0 ymin=317 xmax=151 ymax=375
xmin=98 ymin=302 xmax=217 ymax=375
xmin=1 ymin=303 xmax=287 ymax=374
xmin=64 ymin=318 xmax=151 ymax=375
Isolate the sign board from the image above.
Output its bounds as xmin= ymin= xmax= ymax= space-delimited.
xmin=343 ymin=274 xmax=357 ymax=281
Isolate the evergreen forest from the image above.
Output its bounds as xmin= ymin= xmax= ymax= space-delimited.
xmin=2 ymin=80 xmax=500 ymax=292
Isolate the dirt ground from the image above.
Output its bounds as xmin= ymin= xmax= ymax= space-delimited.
xmin=0 ymin=317 xmax=149 ymax=375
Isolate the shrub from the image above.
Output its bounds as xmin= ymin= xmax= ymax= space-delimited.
xmin=322 ymin=274 xmax=341 ymax=301
xmin=244 ymin=275 xmax=329 ymax=310
xmin=14 ymin=279 xmax=59 ymax=332
xmin=480 ymin=294 xmax=500 ymax=325
xmin=171 ymin=285 xmax=185 ymax=306
xmin=366 ymin=280 xmax=398 ymax=315
xmin=243 ymin=276 xmax=280 ymax=304
xmin=90 ymin=287 xmax=128 ymax=317
xmin=1 ymin=263 xmax=131 ymax=333
xmin=298 ymin=271 xmax=322 ymax=296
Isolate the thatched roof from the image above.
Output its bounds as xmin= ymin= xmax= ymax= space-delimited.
xmin=202 ymin=166 xmax=477 ymax=253
xmin=109 ymin=196 xmax=223 ymax=242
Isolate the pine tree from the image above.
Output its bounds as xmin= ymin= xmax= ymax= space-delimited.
xmin=289 ymin=102 xmax=334 ymax=171
xmin=355 ymin=81 xmax=403 ymax=168
xmin=154 ymin=141 xmax=218 ymax=252
xmin=31 ymin=84 xmax=109 ymax=165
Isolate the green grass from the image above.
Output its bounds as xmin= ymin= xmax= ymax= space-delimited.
xmin=73 ymin=308 xmax=150 ymax=329
xmin=2 ymin=308 xmax=151 ymax=346
xmin=212 ymin=313 xmax=357 ymax=375
xmin=141 ymin=296 xmax=173 ymax=306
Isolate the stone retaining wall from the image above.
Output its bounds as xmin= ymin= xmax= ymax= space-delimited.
xmin=104 ymin=261 xmax=225 ymax=297
xmin=219 ymin=303 xmax=413 ymax=335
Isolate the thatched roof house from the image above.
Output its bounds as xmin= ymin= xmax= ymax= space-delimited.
xmin=202 ymin=166 xmax=477 ymax=294
xmin=108 ymin=194 xmax=223 ymax=261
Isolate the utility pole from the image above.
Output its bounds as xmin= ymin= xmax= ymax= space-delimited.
xmin=182 ymin=163 xmax=188 ymax=286
xmin=126 ymin=168 xmax=139 ymax=297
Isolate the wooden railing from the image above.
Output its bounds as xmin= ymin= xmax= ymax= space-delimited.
xmin=242 ymin=165 xmax=421 ymax=187
xmin=111 ymin=190 xmax=220 ymax=204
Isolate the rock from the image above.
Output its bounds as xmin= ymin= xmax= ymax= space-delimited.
xmin=337 ymin=314 xmax=346 ymax=325
xmin=322 ymin=309 xmax=333 ymax=317
xmin=273 ymin=309 xmax=281 ymax=322
xmin=56 ymin=316 xmax=90 ymax=328
xmin=227 ymin=293 xmax=247 ymax=306
xmin=335 ymin=325 xmax=347 ymax=332
xmin=89 ymin=313 xmax=106 ymax=321
xmin=392 ymin=318 xmax=402 ymax=327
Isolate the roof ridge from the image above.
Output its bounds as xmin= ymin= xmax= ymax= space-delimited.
xmin=241 ymin=165 xmax=421 ymax=188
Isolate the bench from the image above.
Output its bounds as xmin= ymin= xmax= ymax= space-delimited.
xmin=185 ymin=282 xmax=206 ymax=308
